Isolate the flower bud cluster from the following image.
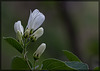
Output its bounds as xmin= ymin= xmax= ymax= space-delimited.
xmin=14 ymin=9 xmax=46 ymax=60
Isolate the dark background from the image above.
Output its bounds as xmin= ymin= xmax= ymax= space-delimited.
xmin=1 ymin=1 xmax=99 ymax=70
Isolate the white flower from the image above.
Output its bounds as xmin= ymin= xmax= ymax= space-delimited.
xmin=14 ymin=21 xmax=24 ymax=43
xmin=14 ymin=21 xmax=24 ymax=35
xmin=33 ymin=43 xmax=46 ymax=60
xmin=26 ymin=9 xmax=45 ymax=32
xmin=30 ymin=27 xmax=44 ymax=41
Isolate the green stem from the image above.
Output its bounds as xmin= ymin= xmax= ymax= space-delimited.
xmin=23 ymin=38 xmax=32 ymax=71
xmin=34 ymin=60 xmax=36 ymax=70
xmin=25 ymin=40 xmax=31 ymax=47
xmin=24 ymin=49 xmax=32 ymax=70
xmin=25 ymin=55 xmax=32 ymax=70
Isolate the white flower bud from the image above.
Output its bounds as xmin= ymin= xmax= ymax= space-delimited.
xmin=30 ymin=27 xmax=44 ymax=41
xmin=14 ymin=21 xmax=24 ymax=43
xmin=33 ymin=43 xmax=46 ymax=60
xmin=14 ymin=21 xmax=24 ymax=35
xmin=26 ymin=9 xmax=45 ymax=32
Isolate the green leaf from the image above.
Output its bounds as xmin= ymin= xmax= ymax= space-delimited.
xmin=11 ymin=56 xmax=32 ymax=70
xmin=42 ymin=58 xmax=75 ymax=70
xmin=93 ymin=67 xmax=100 ymax=70
xmin=65 ymin=61 xmax=89 ymax=70
xmin=3 ymin=37 xmax=23 ymax=53
xmin=63 ymin=50 xmax=81 ymax=62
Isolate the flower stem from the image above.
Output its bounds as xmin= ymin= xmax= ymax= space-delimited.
xmin=34 ymin=60 xmax=36 ymax=70
xmin=25 ymin=40 xmax=31 ymax=47
xmin=23 ymin=38 xmax=32 ymax=71
xmin=25 ymin=55 xmax=32 ymax=70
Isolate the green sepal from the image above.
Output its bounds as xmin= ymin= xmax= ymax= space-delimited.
xmin=30 ymin=36 xmax=36 ymax=42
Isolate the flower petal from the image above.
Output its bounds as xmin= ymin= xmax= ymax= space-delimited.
xmin=26 ymin=9 xmax=45 ymax=31
xmin=32 ymin=12 xmax=45 ymax=31
xmin=37 ymin=43 xmax=46 ymax=56
xmin=33 ymin=43 xmax=46 ymax=59
xmin=26 ymin=9 xmax=39 ymax=30
xmin=14 ymin=21 xmax=24 ymax=35
xmin=31 ymin=27 xmax=44 ymax=40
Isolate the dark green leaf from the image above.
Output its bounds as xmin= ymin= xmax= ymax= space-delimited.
xmin=66 ymin=61 xmax=89 ymax=70
xmin=3 ymin=37 xmax=23 ymax=53
xmin=63 ymin=50 xmax=81 ymax=62
xmin=11 ymin=56 xmax=32 ymax=70
xmin=42 ymin=58 xmax=75 ymax=70
xmin=93 ymin=67 xmax=100 ymax=70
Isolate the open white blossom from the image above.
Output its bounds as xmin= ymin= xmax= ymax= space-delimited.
xmin=26 ymin=9 xmax=45 ymax=33
xmin=30 ymin=27 xmax=44 ymax=41
xmin=14 ymin=21 xmax=24 ymax=35
xmin=33 ymin=43 xmax=46 ymax=60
